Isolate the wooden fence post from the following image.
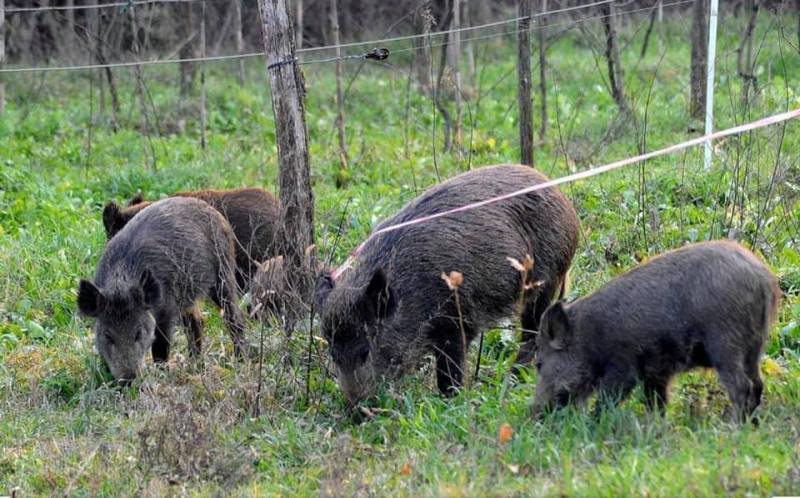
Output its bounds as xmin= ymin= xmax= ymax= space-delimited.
xmin=258 ymin=0 xmax=314 ymax=322
xmin=330 ymin=0 xmax=348 ymax=187
xmin=517 ymin=0 xmax=534 ymax=166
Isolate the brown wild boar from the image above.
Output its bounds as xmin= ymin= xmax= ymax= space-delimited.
xmin=316 ymin=165 xmax=579 ymax=404
xmin=249 ymin=255 xmax=286 ymax=320
xmin=531 ymin=240 xmax=780 ymax=422
xmin=102 ymin=188 xmax=280 ymax=291
xmin=79 ymin=197 xmax=248 ymax=384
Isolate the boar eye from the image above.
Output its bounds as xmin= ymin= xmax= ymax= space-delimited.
xmin=535 ymin=360 xmax=543 ymax=371
xmin=135 ymin=329 xmax=142 ymax=342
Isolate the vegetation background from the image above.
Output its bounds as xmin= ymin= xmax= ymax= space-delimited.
xmin=1 ymin=0 xmax=800 ymax=495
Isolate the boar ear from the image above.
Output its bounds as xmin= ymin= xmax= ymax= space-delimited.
xmin=140 ymin=270 xmax=161 ymax=308
xmin=77 ymin=279 xmax=105 ymax=317
xmin=545 ymin=302 xmax=571 ymax=350
xmin=128 ymin=193 xmax=145 ymax=206
xmin=315 ymin=270 xmax=335 ymax=310
xmin=102 ymin=202 xmax=122 ymax=238
xmin=364 ymin=268 xmax=397 ymax=320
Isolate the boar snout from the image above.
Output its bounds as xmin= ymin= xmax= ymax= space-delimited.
xmin=337 ymin=363 xmax=377 ymax=406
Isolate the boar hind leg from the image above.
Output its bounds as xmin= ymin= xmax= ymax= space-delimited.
xmin=181 ymin=305 xmax=204 ymax=357
xmin=210 ymin=278 xmax=248 ymax=358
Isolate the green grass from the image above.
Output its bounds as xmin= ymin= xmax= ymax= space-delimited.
xmin=2 ymin=10 xmax=800 ymax=496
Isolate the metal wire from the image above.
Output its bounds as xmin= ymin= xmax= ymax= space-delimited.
xmin=0 ymin=0 xmax=692 ymax=74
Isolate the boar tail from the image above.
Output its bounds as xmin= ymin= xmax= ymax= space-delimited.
xmin=558 ymin=269 xmax=571 ymax=301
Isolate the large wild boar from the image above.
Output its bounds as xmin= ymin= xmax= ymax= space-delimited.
xmin=531 ymin=240 xmax=780 ymax=422
xmin=78 ymin=197 xmax=248 ymax=384
xmin=102 ymin=188 xmax=280 ymax=290
xmin=316 ymin=164 xmax=579 ymax=404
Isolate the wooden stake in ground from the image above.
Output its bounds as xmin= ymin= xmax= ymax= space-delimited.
xmin=330 ymin=0 xmax=348 ymax=187
xmin=517 ymin=0 xmax=534 ymax=166
xmin=601 ymin=0 xmax=629 ymax=114
xmin=295 ymin=0 xmax=303 ymax=50
xmin=235 ymin=0 xmax=245 ymax=86
xmin=538 ymin=0 xmax=548 ymax=141
xmin=0 ymin=0 xmax=5 ymax=116
xmin=200 ymin=0 xmax=207 ymax=150
xmin=690 ymin=0 xmax=709 ymax=123
xmin=259 ymin=0 xmax=314 ymax=323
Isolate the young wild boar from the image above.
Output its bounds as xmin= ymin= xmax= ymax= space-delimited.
xmin=531 ymin=240 xmax=780 ymax=422
xmin=316 ymin=164 xmax=579 ymax=405
xmin=249 ymin=255 xmax=286 ymax=320
xmin=102 ymin=188 xmax=280 ymax=291
xmin=79 ymin=197 xmax=248 ymax=384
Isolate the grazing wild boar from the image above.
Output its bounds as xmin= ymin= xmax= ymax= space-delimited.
xmin=316 ymin=164 xmax=579 ymax=404
xmin=102 ymin=188 xmax=280 ymax=291
xmin=78 ymin=197 xmax=248 ymax=384
xmin=249 ymin=255 xmax=286 ymax=320
xmin=531 ymin=240 xmax=780 ymax=422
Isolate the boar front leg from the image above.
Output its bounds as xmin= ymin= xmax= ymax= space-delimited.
xmin=432 ymin=324 xmax=469 ymax=397
xmin=593 ymin=367 xmax=637 ymax=415
xmin=152 ymin=312 xmax=175 ymax=363
xmin=642 ymin=376 xmax=670 ymax=413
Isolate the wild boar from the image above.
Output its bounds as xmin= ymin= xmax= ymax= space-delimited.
xmin=78 ymin=197 xmax=248 ymax=384
xmin=102 ymin=188 xmax=280 ymax=291
xmin=531 ymin=240 xmax=780 ymax=422
xmin=249 ymin=255 xmax=286 ymax=320
xmin=316 ymin=164 xmax=579 ymax=404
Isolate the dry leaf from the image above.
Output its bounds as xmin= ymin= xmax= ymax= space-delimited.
xmin=498 ymin=423 xmax=513 ymax=444
xmin=400 ymin=462 xmax=412 ymax=477
xmin=506 ymin=463 xmax=520 ymax=474
xmin=441 ymin=271 xmax=464 ymax=290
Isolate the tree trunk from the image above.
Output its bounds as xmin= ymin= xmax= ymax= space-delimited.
xmin=517 ymin=0 xmax=534 ymax=166
xmin=736 ymin=0 xmax=759 ymax=94
xmin=259 ymin=0 xmax=314 ymax=324
xmin=463 ymin=0 xmax=475 ymax=90
xmin=601 ymin=0 xmax=629 ymax=114
xmin=414 ymin=6 xmax=432 ymax=94
xmin=690 ymin=0 xmax=709 ymax=122
xmin=330 ymin=0 xmax=348 ymax=187
xmin=537 ymin=0 xmax=548 ymax=140
xmin=0 ymin=0 xmax=5 ymax=116
xmin=235 ymin=0 xmax=245 ymax=86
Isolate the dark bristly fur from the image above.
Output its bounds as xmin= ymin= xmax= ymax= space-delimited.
xmin=102 ymin=188 xmax=280 ymax=291
xmin=79 ymin=197 xmax=248 ymax=384
xmin=316 ymin=165 xmax=579 ymax=404
xmin=532 ymin=240 xmax=781 ymax=423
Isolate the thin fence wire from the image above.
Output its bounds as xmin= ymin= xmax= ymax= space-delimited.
xmin=5 ymin=0 xmax=208 ymax=14
xmin=0 ymin=0 xmax=692 ymax=74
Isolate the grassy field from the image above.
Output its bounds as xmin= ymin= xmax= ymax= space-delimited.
xmin=1 ymin=9 xmax=800 ymax=496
